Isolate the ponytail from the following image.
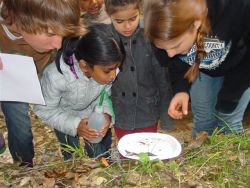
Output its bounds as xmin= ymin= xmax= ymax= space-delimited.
xmin=143 ymin=0 xmax=211 ymax=82
xmin=55 ymin=37 xmax=79 ymax=74
xmin=184 ymin=16 xmax=210 ymax=82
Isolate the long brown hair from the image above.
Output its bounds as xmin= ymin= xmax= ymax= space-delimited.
xmin=144 ymin=0 xmax=210 ymax=82
xmin=0 ymin=0 xmax=87 ymax=37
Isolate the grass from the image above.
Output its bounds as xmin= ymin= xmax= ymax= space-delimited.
xmin=1 ymin=110 xmax=249 ymax=187
xmin=182 ymin=130 xmax=249 ymax=187
xmin=97 ymin=129 xmax=250 ymax=187
xmin=0 ymin=132 xmax=249 ymax=187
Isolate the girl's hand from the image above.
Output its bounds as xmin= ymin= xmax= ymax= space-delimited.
xmin=168 ymin=92 xmax=189 ymax=119
xmin=77 ymin=118 xmax=99 ymax=140
xmin=0 ymin=57 xmax=3 ymax=70
xmin=100 ymin=113 xmax=111 ymax=136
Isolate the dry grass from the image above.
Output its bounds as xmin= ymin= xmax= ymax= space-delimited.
xmin=0 ymin=106 xmax=249 ymax=187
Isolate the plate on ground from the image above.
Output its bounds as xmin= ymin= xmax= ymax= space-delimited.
xmin=117 ymin=132 xmax=182 ymax=160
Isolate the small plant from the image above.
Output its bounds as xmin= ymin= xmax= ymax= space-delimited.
xmin=60 ymin=143 xmax=88 ymax=159
xmin=138 ymin=152 xmax=153 ymax=174
xmin=213 ymin=113 xmax=237 ymax=135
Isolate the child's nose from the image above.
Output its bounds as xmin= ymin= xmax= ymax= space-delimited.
xmin=110 ymin=70 xmax=116 ymax=80
xmin=91 ymin=0 xmax=97 ymax=5
xmin=166 ymin=49 xmax=177 ymax=58
xmin=51 ymin=36 xmax=63 ymax=50
xmin=124 ymin=21 xmax=131 ymax=29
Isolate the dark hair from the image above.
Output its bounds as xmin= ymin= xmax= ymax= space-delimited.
xmin=104 ymin=0 xmax=141 ymax=15
xmin=56 ymin=24 xmax=124 ymax=74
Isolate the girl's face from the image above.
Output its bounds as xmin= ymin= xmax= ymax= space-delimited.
xmin=80 ymin=0 xmax=103 ymax=15
xmin=110 ymin=4 xmax=140 ymax=37
xmin=80 ymin=60 xmax=121 ymax=84
xmin=154 ymin=21 xmax=201 ymax=57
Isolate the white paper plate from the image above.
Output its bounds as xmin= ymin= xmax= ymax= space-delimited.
xmin=117 ymin=132 xmax=182 ymax=160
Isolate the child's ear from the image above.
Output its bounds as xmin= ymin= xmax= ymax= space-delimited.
xmin=79 ymin=59 xmax=90 ymax=75
xmin=193 ymin=20 xmax=202 ymax=30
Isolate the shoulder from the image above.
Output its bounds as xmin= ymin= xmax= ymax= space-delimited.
xmin=208 ymin=0 xmax=250 ymax=17
xmin=42 ymin=62 xmax=64 ymax=81
xmin=91 ymin=23 xmax=110 ymax=31
xmin=97 ymin=6 xmax=111 ymax=24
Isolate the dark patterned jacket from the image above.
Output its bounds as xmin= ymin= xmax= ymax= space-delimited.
xmin=156 ymin=0 xmax=250 ymax=113
xmin=102 ymin=24 xmax=173 ymax=130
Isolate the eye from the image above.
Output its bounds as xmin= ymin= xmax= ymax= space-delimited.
xmin=47 ymin=32 xmax=56 ymax=37
xmin=116 ymin=20 xmax=124 ymax=24
xmin=103 ymin=70 xmax=111 ymax=74
xmin=129 ymin=16 xmax=138 ymax=21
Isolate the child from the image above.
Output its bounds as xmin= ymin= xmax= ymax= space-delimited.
xmin=103 ymin=0 xmax=173 ymax=140
xmin=0 ymin=0 xmax=86 ymax=167
xmin=144 ymin=0 xmax=250 ymax=135
xmin=80 ymin=0 xmax=110 ymax=25
xmin=34 ymin=25 xmax=123 ymax=160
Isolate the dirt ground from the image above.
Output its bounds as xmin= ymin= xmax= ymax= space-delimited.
xmin=0 ymin=104 xmax=249 ymax=187
xmin=0 ymin=104 xmax=249 ymax=165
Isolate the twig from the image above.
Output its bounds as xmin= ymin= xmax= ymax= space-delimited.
xmin=193 ymin=152 xmax=219 ymax=176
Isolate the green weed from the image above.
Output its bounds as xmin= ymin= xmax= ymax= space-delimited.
xmin=60 ymin=143 xmax=88 ymax=159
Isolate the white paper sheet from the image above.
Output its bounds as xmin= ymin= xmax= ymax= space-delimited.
xmin=0 ymin=53 xmax=45 ymax=105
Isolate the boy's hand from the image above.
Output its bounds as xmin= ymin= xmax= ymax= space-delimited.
xmin=0 ymin=57 xmax=3 ymax=70
xmin=77 ymin=118 xmax=99 ymax=140
xmin=100 ymin=113 xmax=111 ymax=136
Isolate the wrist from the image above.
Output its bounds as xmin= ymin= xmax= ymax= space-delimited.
xmin=104 ymin=113 xmax=111 ymax=122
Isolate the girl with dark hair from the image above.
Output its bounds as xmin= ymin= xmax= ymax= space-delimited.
xmin=34 ymin=25 xmax=123 ymax=160
xmin=144 ymin=0 xmax=250 ymax=136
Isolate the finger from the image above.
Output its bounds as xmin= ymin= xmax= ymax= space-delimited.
xmin=86 ymin=128 xmax=99 ymax=137
xmin=100 ymin=124 xmax=109 ymax=131
xmin=168 ymin=103 xmax=184 ymax=119
xmin=82 ymin=132 xmax=98 ymax=140
xmin=168 ymin=109 xmax=183 ymax=119
xmin=168 ymin=101 xmax=181 ymax=119
xmin=0 ymin=57 xmax=3 ymax=70
xmin=182 ymin=98 xmax=189 ymax=116
xmin=100 ymin=127 xmax=108 ymax=136
xmin=79 ymin=127 xmax=99 ymax=138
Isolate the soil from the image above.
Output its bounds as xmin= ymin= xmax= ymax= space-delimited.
xmin=0 ymin=104 xmax=249 ymax=187
xmin=0 ymin=105 xmax=249 ymax=164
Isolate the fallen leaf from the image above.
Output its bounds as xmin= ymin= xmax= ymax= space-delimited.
xmin=77 ymin=175 xmax=89 ymax=186
xmin=187 ymin=131 xmax=208 ymax=149
xmin=73 ymin=166 xmax=90 ymax=173
xmin=43 ymin=177 xmax=55 ymax=188
xmin=229 ymin=155 xmax=237 ymax=161
xmin=44 ymin=169 xmax=66 ymax=178
xmin=19 ymin=177 xmax=32 ymax=187
xmin=100 ymin=157 xmax=109 ymax=167
xmin=127 ymin=172 xmax=140 ymax=185
xmin=95 ymin=177 xmax=107 ymax=185
xmin=64 ymin=172 xmax=76 ymax=179
xmin=81 ymin=160 xmax=100 ymax=169
xmin=238 ymin=152 xmax=246 ymax=166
